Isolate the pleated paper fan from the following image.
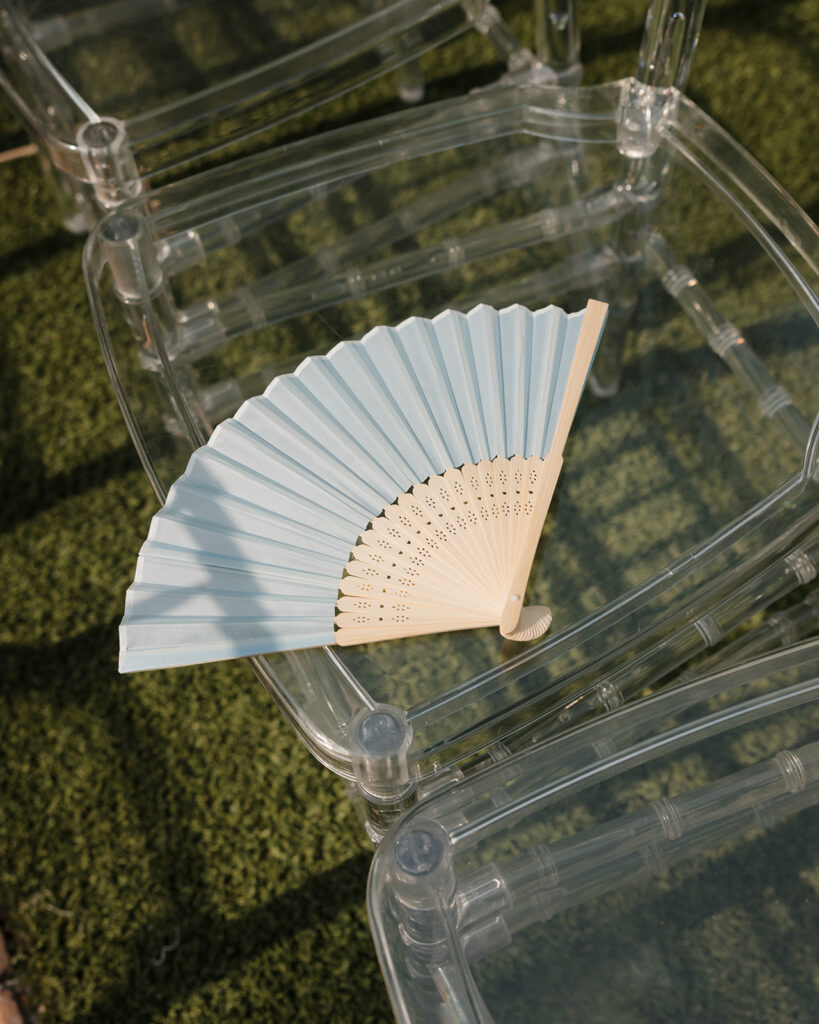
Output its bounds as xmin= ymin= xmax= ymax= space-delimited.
xmin=120 ymin=299 xmax=608 ymax=672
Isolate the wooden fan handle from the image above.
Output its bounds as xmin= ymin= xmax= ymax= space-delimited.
xmin=498 ymin=455 xmax=562 ymax=637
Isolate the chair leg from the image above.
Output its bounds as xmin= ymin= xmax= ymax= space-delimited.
xmin=590 ymin=0 xmax=710 ymax=396
xmin=636 ymin=0 xmax=708 ymax=90
xmin=534 ymin=0 xmax=581 ymax=80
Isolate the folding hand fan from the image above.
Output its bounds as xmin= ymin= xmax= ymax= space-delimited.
xmin=120 ymin=299 xmax=608 ymax=671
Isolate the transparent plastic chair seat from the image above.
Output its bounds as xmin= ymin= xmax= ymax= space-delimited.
xmin=369 ymin=639 xmax=819 ymax=1023
xmin=85 ymin=79 xmax=819 ymax=783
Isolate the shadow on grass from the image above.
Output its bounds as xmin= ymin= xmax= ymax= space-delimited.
xmin=0 ymin=229 xmax=81 ymax=281
xmin=73 ymin=849 xmax=373 ymax=1024
xmin=0 ymin=440 xmax=142 ymax=534
xmin=1 ymin=626 xmax=378 ymax=1021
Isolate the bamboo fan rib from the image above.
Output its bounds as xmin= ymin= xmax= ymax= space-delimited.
xmin=119 ymin=300 xmax=608 ymax=672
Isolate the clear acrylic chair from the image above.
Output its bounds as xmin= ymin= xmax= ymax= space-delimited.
xmin=0 ymin=0 xmax=575 ymax=230
xmin=369 ymin=637 xmax=819 ymax=1021
xmin=85 ymin=29 xmax=819 ymax=834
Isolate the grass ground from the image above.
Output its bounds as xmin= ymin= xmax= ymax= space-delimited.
xmin=0 ymin=2 xmax=817 ymax=1021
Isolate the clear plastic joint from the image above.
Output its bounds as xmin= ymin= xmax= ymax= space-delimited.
xmin=774 ymin=749 xmax=807 ymax=794
xmin=652 ymin=796 xmax=684 ymax=839
xmin=98 ymin=212 xmax=163 ymax=302
xmin=595 ymin=680 xmax=624 ymax=711
xmin=468 ymin=2 xmax=502 ymax=36
xmin=641 ymin=843 xmax=667 ymax=874
xmin=592 ymin=736 xmax=617 ymax=760
xmin=784 ymin=548 xmax=817 ymax=585
xmin=539 ymin=208 xmax=560 ymax=237
xmin=345 ymin=268 xmax=366 ymax=298
xmin=157 ymin=228 xmax=206 ymax=272
xmin=765 ymin=612 xmax=799 ymax=647
xmin=454 ymin=866 xmax=509 ymax=930
xmin=532 ymin=843 xmax=560 ymax=888
xmin=233 ymin=287 xmax=267 ymax=331
xmin=350 ymin=704 xmax=415 ymax=802
xmin=395 ymin=827 xmax=444 ymax=877
xmin=396 ymin=205 xmax=419 ymax=233
xmin=661 ymin=262 xmax=697 ymax=298
xmin=506 ymin=46 xmax=536 ymax=74
xmin=391 ymin=819 xmax=455 ymax=915
xmin=693 ymin=613 xmax=723 ymax=647
xmin=709 ymin=323 xmax=743 ymax=358
xmin=77 ymin=118 xmax=142 ymax=208
xmin=445 ymin=240 xmax=466 ymax=268
xmin=753 ymin=799 xmax=777 ymax=831
xmin=757 ymin=384 xmax=794 ymax=419
xmin=617 ymin=79 xmax=674 ymax=159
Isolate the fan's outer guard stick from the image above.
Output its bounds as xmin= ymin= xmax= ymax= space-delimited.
xmin=499 ymin=299 xmax=608 ymax=637
xmin=498 ymin=455 xmax=563 ymax=636
xmin=548 ymin=300 xmax=608 ymax=457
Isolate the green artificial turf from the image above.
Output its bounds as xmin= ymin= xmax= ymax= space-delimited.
xmin=0 ymin=1 xmax=818 ymax=1021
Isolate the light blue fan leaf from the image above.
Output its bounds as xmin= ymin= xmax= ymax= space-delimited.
xmin=324 ymin=339 xmax=432 ymax=482
xmin=430 ymin=309 xmax=491 ymax=463
xmin=466 ymin=305 xmax=506 ymax=457
xmin=183 ymin=447 xmax=363 ymax=534
xmin=261 ymin=376 xmax=405 ymax=496
xmin=125 ymin=584 xmax=333 ymax=622
xmin=294 ymin=355 xmax=418 ymax=484
xmin=235 ymin=399 xmax=389 ymax=511
xmin=500 ymin=305 xmax=534 ymax=457
xmin=394 ymin=316 xmax=473 ymax=469
xmin=526 ymin=306 xmax=565 ymax=457
xmin=543 ymin=309 xmax=586 ymax=457
xmin=120 ymin=616 xmax=334 ymax=672
xmin=210 ymin=420 xmax=375 ymax=519
xmin=164 ymin=482 xmax=353 ymax=556
xmin=143 ymin=516 xmax=346 ymax=577
xmin=361 ymin=325 xmax=452 ymax=474
xmin=134 ymin=550 xmax=338 ymax=595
